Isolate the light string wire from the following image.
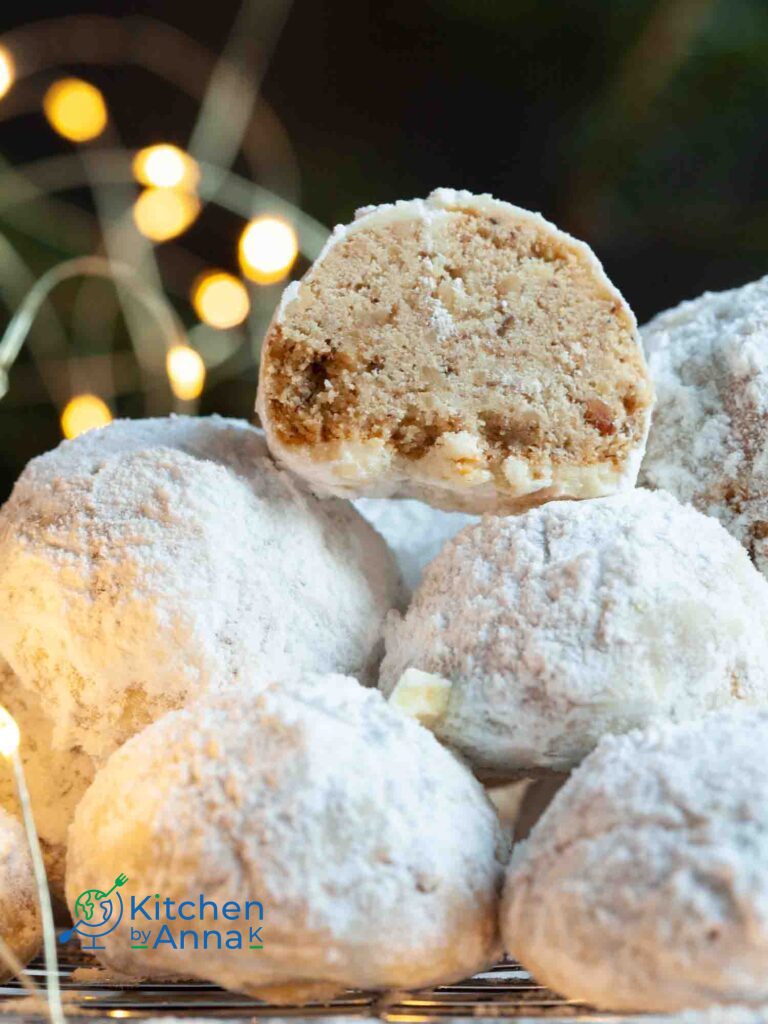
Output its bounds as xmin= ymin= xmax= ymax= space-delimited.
xmin=0 ymin=0 xmax=329 ymax=426
xmin=9 ymin=749 xmax=63 ymax=1024
xmin=0 ymin=256 xmax=187 ymax=395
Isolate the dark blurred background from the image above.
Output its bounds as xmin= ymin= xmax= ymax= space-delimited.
xmin=1 ymin=0 xmax=767 ymax=498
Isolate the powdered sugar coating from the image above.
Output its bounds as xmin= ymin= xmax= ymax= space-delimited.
xmin=502 ymin=711 xmax=768 ymax=1012
xmin=141 ymin=1009 xmax=768 ymax=1024
xmin=402 ymin=1011 xmax=768 ymax=1024
xmin=0 ymin=416 xmax=400 ymax=759
xmin=67 ymin=673 xmax=507 ymax=997
xmin=641 ymin=276 xmax=768 ymax=575
xmin=380 ymin=489 xmax=768 ymax=779
xmin=643 ymin=1011 xmax=768 ymax=1024
xmin=354 ymin=498 xmax=478 ymax=594
xmin=0 ymin=659 xmax=94 ymax=899
xmin=0 ymin=806 xmax=41 ymax=979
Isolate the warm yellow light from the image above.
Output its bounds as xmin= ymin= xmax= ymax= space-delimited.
xmin=167 ymin=345 xmax=205 ymax=401
xmin=61 ymin=394 xmax=113 ymax=439
xmin=0 ymin=706 xmax=20 ymax=759
xmin=133 ymin=144 xmax=199 ymax=190
xmin=43 ymin=78 xmax=108 ymax=143
xmin=133 ymin=187 xmax=200 ymax=242
xmin=0 ymin=48 xmax=15 ymax=101
xmin=192 ymin=271 xmax=250 ymax=330
xmin=238 ymin=216 xmax=298 ymax=284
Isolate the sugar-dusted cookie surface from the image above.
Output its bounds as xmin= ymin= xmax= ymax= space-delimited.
xmin=0 ymin=806 xmax=41 ymax=980
xmin=67 ymin=673 xmax=507 ymax=998
xmin=380 ymin=489 xmax=768 ymax=780
xmin=354 ymin=497 xmax=478 ymax=595
xmin=0 ymin=416 xmax=401 ymax=758
xmin=0 ymin=659 xmax=94 ymax=901
xmin=502 ymin=711 xmax=768 ymax=1013
xmin=258 ymin=189 xmax=653 ymax=513
xmin=641 ymin=275 xmax=768 ymax=576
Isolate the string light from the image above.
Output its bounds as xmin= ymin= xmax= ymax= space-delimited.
xmin=133 ymin=144 xmax=199 ymax=191
xmin=167 ymin=344 xmax=206 ymax=401
xmin=0 ymin=47 xmax=15 ymax=102
xmin=133 ymin=187 xmax=200 ymax=242
xmin=61 ymin=394 xmax=112 ymax=439
xmin=191 ymin=271 xmax=250 ymax=329
xmin=0 ymin=13 xmax=334 ymax=438
xmin=0 ymin=703 xmax=64 ymax=1024
xmin=43 ymin=78 xmax=108 ymax=142
xmin=0 ymin=706 xmax=19 ymax=758
xmin=238 ymin=215 xmax=298 ymax=284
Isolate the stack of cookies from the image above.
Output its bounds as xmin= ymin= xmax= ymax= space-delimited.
xmin=2 ymin=188 xmax=768 ymax=1016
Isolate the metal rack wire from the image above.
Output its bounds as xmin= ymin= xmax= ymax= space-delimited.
xmin=0 ymin=947 xmax=634 ymax=1022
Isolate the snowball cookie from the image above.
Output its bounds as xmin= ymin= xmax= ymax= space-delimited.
xmin=0 ymin=660 xmax=94 ymax=901
xmin=257 ymin=188 xmax=653 ymax=514
xmin=641 ymin=276 xmax=768 ymax=577
xmin=354 ymin=497 xmax=478 ymax=594
xmin=380 ymin=489 xmax=768 ymax=780
xmin=0 ymin=806 xmax=41 ymax=980
xmin=66 ymin=673 xmax=507 ymax=999
xmin=502 ymin=711 xmax=768 ymax=1013
xmin=642 ymin=1011 xmax=768 ymax=1024
xmin=499 ymin=1012 xmax=768 ymax=1024
xmin=0 ymin=416 xmax=400 ymax=760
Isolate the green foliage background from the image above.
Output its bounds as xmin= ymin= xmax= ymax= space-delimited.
xmin=1 ymin=0 xmax=767 ymax=497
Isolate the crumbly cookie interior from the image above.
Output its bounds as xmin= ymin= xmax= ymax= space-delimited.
xmin=262 ymin=204 xmax=652 ymax=486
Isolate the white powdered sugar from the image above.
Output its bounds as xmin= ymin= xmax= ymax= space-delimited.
xmin=0 ymin=806 xmax=40 ymax=977
xmin=198 ymin=1016 xmax=768 ymax=1024
xmin=0 ymin=658 xmax=95 ymax=899
xmin=380 ymin=489 xmax=768 ymax=779
xmin=67 ymin=672 xmax=507 ymax=997
xmin=641 ymin=276 xmax=768 ymax=576
xmin=353 ymin=497 xmax=478 ymax=594
xmin=466 ymin=1011 xmax=768 ymax=1024
xmin=643 ymin=1011 xmax=768 ymax=1024
xmin=502 ymin=710 xmax=768 ymax=1013
xmin=0 ymin=416 xmax=401 ymax=759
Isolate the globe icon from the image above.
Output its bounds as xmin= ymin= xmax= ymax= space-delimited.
xmin=59 ymin=873 xmax=129 ymax=949
xmin=63 ymin=886 xmax=125 ymax=950
xmin=75 ymin=890 xmax=115 ymax=927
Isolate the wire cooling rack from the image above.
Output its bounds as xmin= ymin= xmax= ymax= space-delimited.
xmin=0 ymin=944 xmax=641 ymax=1022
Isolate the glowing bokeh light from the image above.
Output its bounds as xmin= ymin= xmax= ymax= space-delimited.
xmin=0 ymin=706 xmax=19 ymax=758
xmin=238 ymin=216 xmax=298 ymax=284
xmin=43 ymin=78 xmax=108 ymax=142
xmin=133 ymin=187 xmax=200 ymax=242
xmin=167 ymin=345 xmax=206 ymax=401
xmin=133 ymin=144 xmax=199 ymax=190
xmin=0 ymin=48 xmax=15 ymax=101
xmin=61 ymin=394 xmax=112 ymax=439
xmin=192 ymin=271 xmax=250 ymax=329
